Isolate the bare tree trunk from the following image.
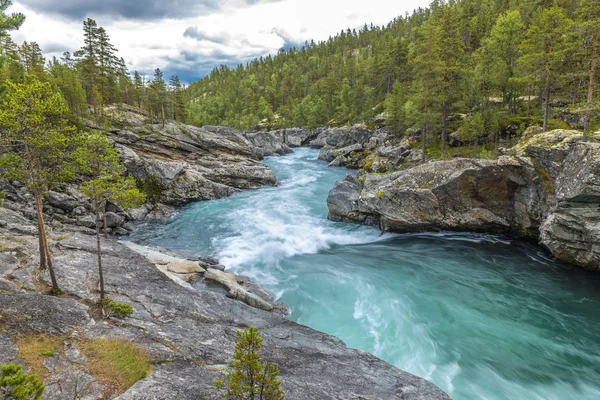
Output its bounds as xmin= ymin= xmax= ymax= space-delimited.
xmin=35 ymin=193 xmax=59 ymax=292
xmin=543 ymin=83 xmax=551 ymax=132
xmin=441 ymin=102 xmax=448 ymax=158
xmin=588 ymin=34 xmax=598 ymax=104
xmin=102 ymin=201 xmax=108 ymax=238
xmin=421 ymin=126 xmax=427 ymax=163
xmin=95 ymin=199 xmax=105 ymax=300
xmin=37 ymin=216 xmax=46 ymax=270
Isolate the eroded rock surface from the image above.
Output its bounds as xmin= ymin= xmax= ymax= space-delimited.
xmin=0 ymin=211 xmax=450 ymax=400
xmin=328 ymin=130 xmax=600 ymax=270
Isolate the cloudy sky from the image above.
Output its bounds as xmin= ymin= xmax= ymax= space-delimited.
xmin=8 ymin=0 xmax=431 ymax=83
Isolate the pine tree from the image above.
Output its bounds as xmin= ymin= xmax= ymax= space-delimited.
xmin=18 ymin=41 xmax=44 ymax=80
xmin=133 ymin=71 xmax=145 ymax=110
xmin=520 ymin=6 xmax=575 ymax=131
xmin=48 ymin=57 xmax=87 ymax=116
xmin=151 ymin=68 xmax=167 ymax=125
xmin=437 ymin=1 xmax=468 ymax=156
xmin=477 ymin=10 xmax=525 ymax=114
xmin=0 ymin=363 xmax=44 ymax=400
xmin=169 ymin=75 xmax=185 ymax=121
xmin=75 ymin=133 xmax=145 ymax=300
xmin=577 ymin=0 xmax=600 ymax=104
xmin=214 ymin=327 xmax=284 ymax=400
xmin=0 ymin=0 xmax=24 ymax=35
xmin=0 ymin=80 xmax=79 ymax=292
xmin=75 ymin=18 xmax=99 ymax=114
xmin=410 ymin=15 xmax=443 ymax=162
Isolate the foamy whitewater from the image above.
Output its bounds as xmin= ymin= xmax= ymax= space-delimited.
xmin=130 ymin=148 xmax=600 ymax=400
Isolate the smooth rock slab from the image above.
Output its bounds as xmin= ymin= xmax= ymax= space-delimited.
xmin=0 ymin=293 xmax=90 ymax=335
xmin=166 ymin=261 xmax=206 ymax=274
xmin=204 ymin=269 xmax=273 ymax=311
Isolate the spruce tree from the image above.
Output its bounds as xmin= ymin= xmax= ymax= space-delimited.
xmin=0 ymin=0 xmax=24 ymax=35
xmin=75 ymin=133 xmax=145 ymax=300
xmin=520 ymin=6 xmax=575 ymax=131
xmin=0 ymin=363 xmax=44 ymax=400
xmin=214 ymin=327 xmax=284 ymax=400
xmin=0 ymin=79 xmax=79 ymax=292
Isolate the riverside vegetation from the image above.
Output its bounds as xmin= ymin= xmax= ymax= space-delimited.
xmin=187 ymin=0 xmax=600 ymax=160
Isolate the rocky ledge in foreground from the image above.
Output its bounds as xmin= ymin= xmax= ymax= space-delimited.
xmin=0 ymin=207 xmax=449 ymax=400
xmin=328 ymin=129 xmax=600 ymax=271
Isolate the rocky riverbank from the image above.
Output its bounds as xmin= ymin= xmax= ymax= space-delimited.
xmin=327 ymin=129 xmax=600 ymax=271
xmin=0 ymin=110 xmax=449 ymax=399
xmin=2 ymin=106 xmax=285 ymax=237
xmin=0 ymin=205 xmax=449 ymax=400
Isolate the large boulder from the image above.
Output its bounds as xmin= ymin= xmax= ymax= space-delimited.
xmin=330 ymin=157 xmax=546 ymax=235
xmin=47 ymin=191 xmax=81 ymax=212
xmin=244 ymin=132 xmax=293 ymax=158
xmin=272 ymin=128 xmax=318 ymax=147
xmin=327 ymin=174 xmax=362 ymax=221
xmin=327 ymin=129 xmax=600 ymax=270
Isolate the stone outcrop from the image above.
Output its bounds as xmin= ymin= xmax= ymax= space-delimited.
xmin=0 ymin=206 xmax=449 ymax=400
xmin=243 ymin=131 xmax=293 ymax=157
xmin=328 ymin=129 xmax=600 ymax=270
xmin=103 ymin=106 xmax=277 ymax=207
xmin=271 ymin=128 xmax=319 ymax=147
xmin=539 ymin=142 xmax=600 ymax=268
xmin=330 ymin=157 xmax=546 ymax=236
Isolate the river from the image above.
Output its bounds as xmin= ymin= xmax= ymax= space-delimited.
xmin=129 ymin=148 xmax=600 ymax=400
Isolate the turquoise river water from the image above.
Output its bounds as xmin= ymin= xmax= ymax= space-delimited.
xmin=129 ymin=148 xmax=600 ymax=400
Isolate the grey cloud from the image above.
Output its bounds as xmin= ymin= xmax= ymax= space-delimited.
xmin=183 ymin=26 xmax=231 ymax=44
xmin=19 ymin=0 xmax=220 ymax=20
xmin=159 ymin=45 xmax=274 ymax=83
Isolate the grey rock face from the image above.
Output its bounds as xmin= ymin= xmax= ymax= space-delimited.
xmin=0 ymin=293 xmax=90 ymax=335
xmin=103 ymin=212 xmax=125 ymax=228
xmin=327 ymin=129 xmax=600 ymax=270
xmin=540 ymin=142 xmax=600 ymax=270
xmin=47 ymin=191 xmax=80 ymax=212
xmin=244 ymin=132 xmax=293 ymax=158
xmin=273 ymin=128 xmax=318 ymax=147
xmin=102 ymin=110 xmax=277 ymax=206
xmin=327 ymin=174 xmax=362 ymax=222
xmin=330 ymin=157 xmax=545 ymax=235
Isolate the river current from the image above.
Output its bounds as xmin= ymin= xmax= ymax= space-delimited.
xmin=129 ymin=148 xmax=600 ymax=400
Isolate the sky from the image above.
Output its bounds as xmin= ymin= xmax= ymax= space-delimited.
xmin=8 ymin=0 xmax=432 ymax=83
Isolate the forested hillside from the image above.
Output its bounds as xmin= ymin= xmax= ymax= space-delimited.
xmin=0 ymin=15 xmax=185 ymax=125
xmin=186 ymin=0 xmax=600 ymax=155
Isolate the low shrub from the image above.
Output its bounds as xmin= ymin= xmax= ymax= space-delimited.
xmin=0 ymin=363 xmax=45 ymax=400
xmin=100 ymin=298 xmax=133 ymax=319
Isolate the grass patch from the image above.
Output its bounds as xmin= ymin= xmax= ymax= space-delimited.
xmin=16 ymin=335 xmax=61 ymax=379
xmin=79 ymin=339 xmax=150 ymax=395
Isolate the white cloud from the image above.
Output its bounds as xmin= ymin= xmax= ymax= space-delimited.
xmin=9 ymin=0 xmax=432 ymax=81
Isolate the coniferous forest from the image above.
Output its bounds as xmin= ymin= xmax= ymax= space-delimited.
xmin=186 ymin=0 xmax=600 ymax=156
xmin=0 ymin=0 xmax=598 ymax=155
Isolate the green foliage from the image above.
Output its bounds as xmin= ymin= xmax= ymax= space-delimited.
xmin=0 ymin=190 xmax=4 ymax=206
xmin=0 ymin=363 xmax=45 ymax=400
xmin=100 ymin=298 xmax=133 ymax=319
xmin=214 ymin=327 xmax=284 ymax=400
xmin=136 ymin=176 xmax=166 ymax=204
xmin=0 ymin=79 xmax=78 ymax=191
xmin=76 ymin=132 xmax=146 ymax=210
xmin=0 ymin=1 xmax=25 ymax=35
